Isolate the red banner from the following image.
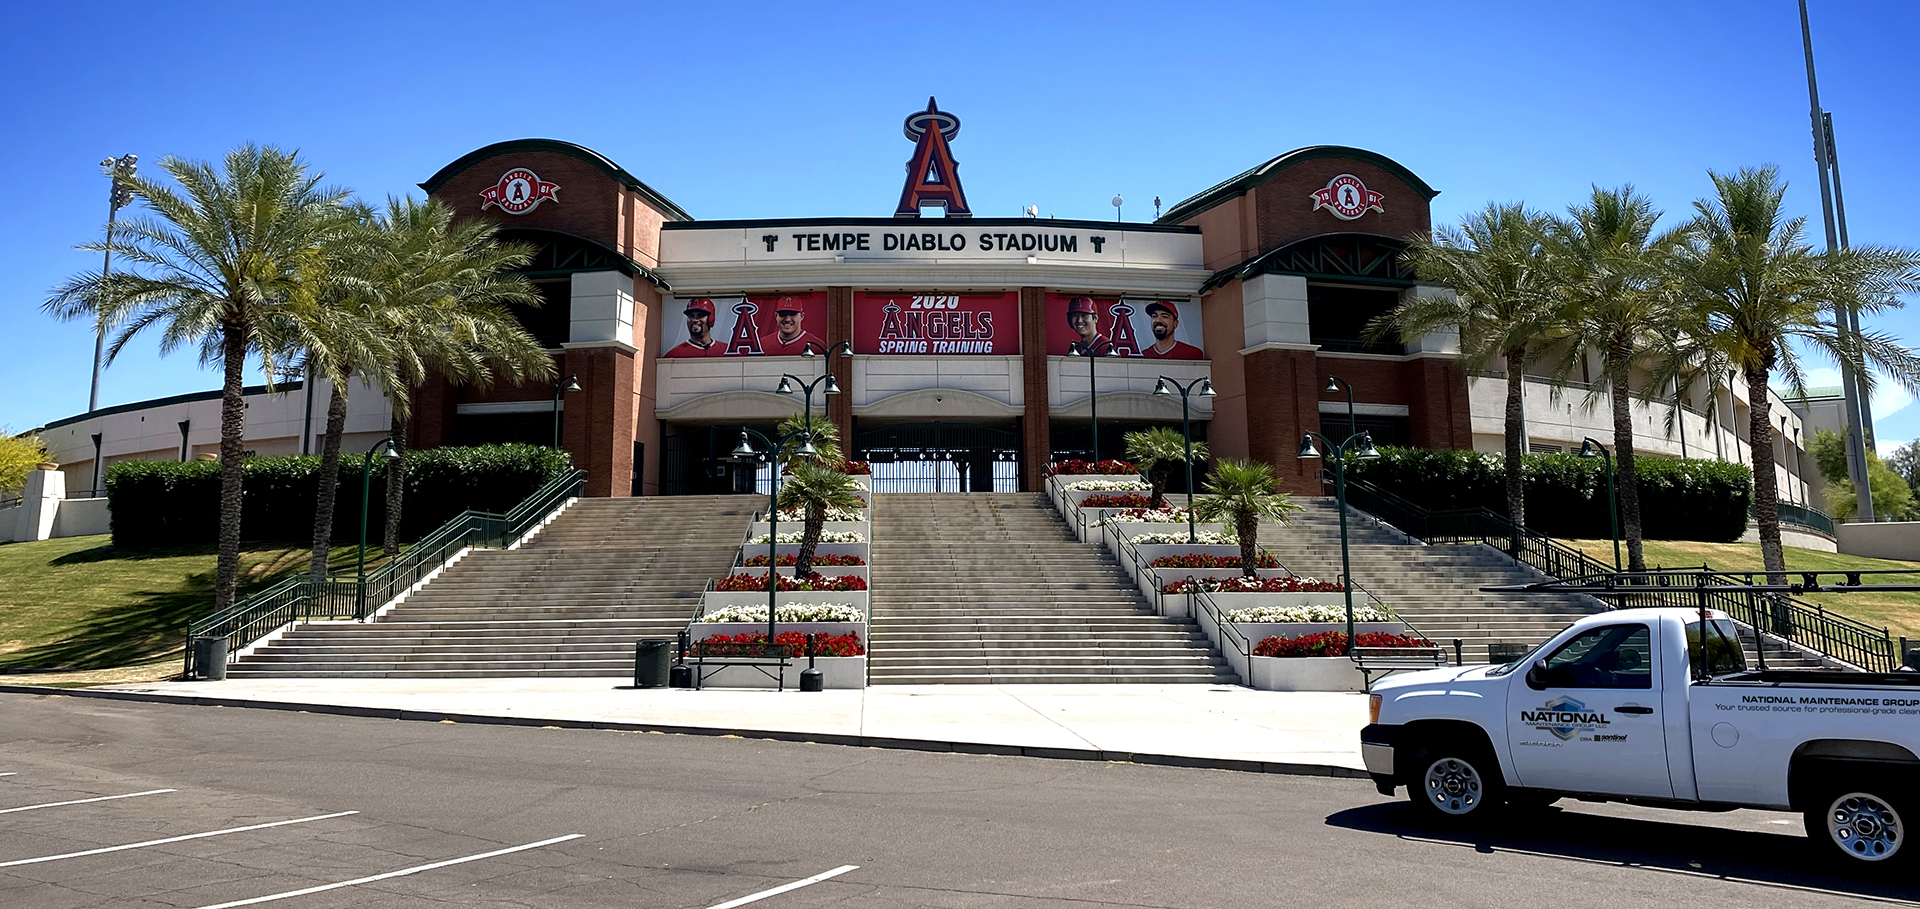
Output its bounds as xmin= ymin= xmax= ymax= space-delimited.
xmin=1043 ymin=294 xmax=1204 ymax=359
xmin=661 ymin=293 xmax=830 ymax=358
xmin=853 ymin=292 xmax=1020 ymax=355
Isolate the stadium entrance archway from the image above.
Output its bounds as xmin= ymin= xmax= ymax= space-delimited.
xmin=852 ymin=420 xmax=1022 ymax=493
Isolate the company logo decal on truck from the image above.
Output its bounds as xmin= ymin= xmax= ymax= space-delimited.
xmin=1520 ymin=696 xmax=1612 ymax=741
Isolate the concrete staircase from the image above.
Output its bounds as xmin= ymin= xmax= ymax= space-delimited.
xmin=227 ymin=496 xmax=758 ymax=678
xmin=868 ymin=493 xmax=1238 ymax=684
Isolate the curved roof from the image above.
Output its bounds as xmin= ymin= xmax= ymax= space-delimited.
xmin=420 ymin=138 xmax=693 ymax=222
xmin=1159 ymin=146 xmax=1437 ymax=225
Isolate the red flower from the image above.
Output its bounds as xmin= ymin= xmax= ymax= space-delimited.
xmin=1147 ymin=553 xmax=1281 ymax=569
xmin=1160 ymin=575 xmax=1344 ymax=594
xmin=743 ymin=554 xmax=867 ymax=567
xmin=1081 ymin=492 xmax=1157 ymax=508
xmin=714 ymin=573 xmax=869 ymax=592
xmin=690 ymin=631 xmax=866 ymax=657
xmin=1045 ymin=458 xmax=1139 ymax=477
xmin=1252 ymin=631 xmax=1431 ymax=658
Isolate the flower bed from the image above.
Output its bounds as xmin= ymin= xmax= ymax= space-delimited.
xmin=1126 ymin=531 xmax=1234 ymax=545
xmin=1102 ymin=506 xmax=1195 ymax=524
xmin=699 ymin=602 xmax=867 ymax=623
xmin=685 ymin=624 xmax=869 ymax=689
xmin=691 ymin=631 xmax=865 ymax=657
xmin=1149 ymin=553 xmax=1279 ymax=569
xmin=1252 ymin=631 xmax=1430 ymax=657
xmin=744 ymin=553 xmax=866 ymax=567
xmin=1062 ymin=479 xmax=1150 ymax=491
xmin=714 ymin=572 xmax=868 ymax=592
xmin=1161 ymin=576 xmax=1345 ymax=594
xmin=749 ymin=530 xmax=867 ymax=544
xmin=1223 ymin=603 xmax=1386 ymax=623
xmin=701 ymin=589 xmax=868 ymax=611
xmin=1046 ymin=458 xmax=1137 ymax=476
xmin=782 ymin=460 xmax=871 ymax=476
xmin=1080 ymin=492 xmax=1158 ymax=509
xmin=774 ymin=505 xmax=867 ymax=522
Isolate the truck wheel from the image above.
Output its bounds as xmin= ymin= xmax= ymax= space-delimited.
xmin=1804 ymin=786 xmax=1909 ymax=867
xmin=1408 ymin=742 xmax=1503 ymax=822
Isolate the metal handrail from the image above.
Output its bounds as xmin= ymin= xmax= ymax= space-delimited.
xmin=1189 ymin=585 xmax=1252 ymax=683
xmin=1753 ymin=500 xmax=1838 ymax=538
xmin=184 ymin=469 xmax=586 ymax=679
xmin=1339 ymin=476 xmax=1897 ymax=673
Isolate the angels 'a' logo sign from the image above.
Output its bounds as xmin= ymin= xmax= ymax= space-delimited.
xmin=479 ymin=168 xmax=560 ymax=215
xmin=1310 ymin=174 xmax=1385 ymax=221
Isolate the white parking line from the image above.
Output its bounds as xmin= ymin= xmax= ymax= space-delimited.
xmin=705 ymin=865 xmax=861 ymax=909
xmin=0 ymin=773 xmax=16 ymax=777
xmin=188 ymin=833 xmax=584 ymax=909
xmin=0 ymin=788 xmax=175 ymax=815
xmin=0 ymin=811 xmax=359 ymax=868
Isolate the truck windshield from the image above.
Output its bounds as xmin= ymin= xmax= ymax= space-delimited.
xmin=1686 ymin=619 xmax=1747 ymax=676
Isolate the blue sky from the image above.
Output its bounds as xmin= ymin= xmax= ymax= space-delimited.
xmin=4 ymin=0 xmax=1917 ymax=449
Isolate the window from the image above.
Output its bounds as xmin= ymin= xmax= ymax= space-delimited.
xmin=1686 ymin=619 xmax=1747 ymax=677
xmin=1537 ymin=624 xmax=1653 ymax=689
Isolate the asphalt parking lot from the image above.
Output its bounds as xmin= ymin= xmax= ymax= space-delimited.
xmin=1 ymin=693 xmax=1911 ymax=908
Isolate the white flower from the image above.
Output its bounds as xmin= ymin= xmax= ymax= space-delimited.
xmin=1224 ymin=604 xmax=1394 ymax=623
xmin=700 ymin=603 xmax=867 ymax=623
xmin=1063 ymin=479 xmax=1151 ymax=491
xmin=1101 ymin=507 xmax=1194 ymax=524
xmin=775 ymin=506 xmax=866 ymax=522
xmin=748 ymin=530 xmax=867 ymax=544
xmin=1129 ymin=531 xmax=1237 ymax=545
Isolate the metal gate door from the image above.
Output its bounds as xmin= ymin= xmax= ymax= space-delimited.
xmin=854 ymin=422 xmax=1022 ymax=493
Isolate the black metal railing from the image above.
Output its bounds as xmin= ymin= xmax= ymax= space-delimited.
xmin=184 ymin=469 xmax=587 ymax=679
xmin=1338 ymin=476 xmax=1897 ymax=673
xmin=1755 ymin=500 xmax=1838 ymax=538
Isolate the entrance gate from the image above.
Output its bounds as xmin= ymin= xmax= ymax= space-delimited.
xmin=854 ymin=422 xmax=1021 ymax=493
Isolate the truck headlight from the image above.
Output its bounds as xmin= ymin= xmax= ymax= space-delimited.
xmin=1369 ymin=693 xmax=1382 ymax=725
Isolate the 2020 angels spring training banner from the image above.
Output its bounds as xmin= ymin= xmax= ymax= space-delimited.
xmin=852 ymin=292 xmax=1021 ymax=355
xmin=661 ymin=293 xmax=829 ymax=357
xmin=1042 ymin=294 xmax=1204 ymax=359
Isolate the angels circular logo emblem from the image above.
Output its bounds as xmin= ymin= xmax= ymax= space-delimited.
xmin=479 ymin=168 xmax=561 ymax=215
xmin=1310 ymin=174 xmax=1385 ymax=221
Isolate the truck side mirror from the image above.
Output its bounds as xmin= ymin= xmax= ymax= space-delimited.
xmin=1526 ymin=660 xmax=1551 ymax=690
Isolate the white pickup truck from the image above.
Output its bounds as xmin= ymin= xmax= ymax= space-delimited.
xmin=1360 ymin=607 xmax=1920 ymax=868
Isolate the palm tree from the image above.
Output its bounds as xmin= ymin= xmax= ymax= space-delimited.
xmin=1542 ymin=186 xmax=1684 ymax=571
xmin=776 ymin=460 xmax=867 ymax=576
xmin=776 ymin=414 xmax=842 ymax=466
xmin=1670 ymin=166 xmax=1920 ymax=577
xmin=1192 ymin=459 xmax=1301 ymax=578
xmin=1124 ymin=427 xmax=1209 ymax=508
xmin=45 ymin=145 xmax=351 ymax=611
xmin=1383 ymin=203 xmax=1561 ymax=533
xmin=372 ymin=198 xmax=548 ymax=555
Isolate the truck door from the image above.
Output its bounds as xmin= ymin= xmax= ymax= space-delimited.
xmin=1505 ymin=622 xmax=1673 ymax=798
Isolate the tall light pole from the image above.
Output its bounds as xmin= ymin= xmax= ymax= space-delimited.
xmin=90 ymin=154 xmax=138 ymax=413
xmin=1799 ymin=0 xmax=1874 ymax=521
xmin=1152 ymin=375 xmax=1215 ymax=543
xmin=1296 ymin=429 xmax=1382 ymax=644
xmin=1579 ymin=437 xmax=1621 ymax=571
xmin=1069 ymin=340 xmax=1116 ymax=460
xmin=1325 ymin=375 xmax=1356 ymax=442
xmin=777 ymin=371 xmax=839 ymax=439
xmin=551 ymin=375 xmax=580 ymax=449
xmin=733 ymin=427 xmax=818 ymax=649
xmin=801 ymin=340 xmax=853 ymax=439
xmin=356 ymin=436 xmax=400 ymax=618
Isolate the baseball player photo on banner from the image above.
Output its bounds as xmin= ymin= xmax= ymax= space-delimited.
xmin=661 ymin=293 xmax=829 ymax=357
xmin=1042 ymin=294 xmax=1204 ymax=359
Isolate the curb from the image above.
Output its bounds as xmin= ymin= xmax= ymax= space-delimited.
xmin=0 ymin=684 xmax=1369 ymax=780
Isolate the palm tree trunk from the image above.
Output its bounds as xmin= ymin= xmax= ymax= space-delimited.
xmin=1237 ymin=514 xmax=1258 ymax=579
xmin=1746 ymin=365 xmax=1787 ymax=581
xmin=213 ymin=322 xmax=250 ymax=612
xmin=1150 ymin=465 xmax=1168 ymax=509
xmin=1610 ymin=368 xmax=1647 ymax=571
xmin=309 ymin=371 xmax=351 ymax=578
xmin=1503 ymin=349 xmax=1528 ymax=545
xmin=797 ymin=502 xmax=824 ymax=577
xmin=383 ymin=407 xmax=406 ymax=557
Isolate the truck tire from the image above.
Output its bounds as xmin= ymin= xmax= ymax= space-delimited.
xmin=1407 ymin=740 xmax=1504 ymax=822
xmin=1803 ymin=782 xmax=1910 ymax=868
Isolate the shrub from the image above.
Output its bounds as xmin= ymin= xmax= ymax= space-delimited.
xmin=713 ymin=572 xmax=868 ymax=592
xmin=103 ymin=444 xmax=571 ymax=549
xmin=1344 ymin=446 xmax=1752 ymax=542
xmin=691 ymin=631 xmax=866 ymax=657
xmin=1252 ymin=631 xmax=1430 ymax=657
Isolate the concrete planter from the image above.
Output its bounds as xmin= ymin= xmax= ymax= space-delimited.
xmin=1247 ymin=656 xmax=1366 ymax=692
xmin=700 ymin=590 xmax=868 ymax=613
xmin=689 ymin=620 xmax=867 ymax=641
xmin=1096 ymin=520 xmax=1224 ymax=550
xmin=693 ymin=655 xmax=867 ymax=689
xmin=749 ymin=542 xmax=870 ymax=561
xmin=735 ymin=564 xmax=870 ymax=582
xmin=750 ymin=520 xmax=869 ymax=537
xmin=1206 ymin=591 xmax=1352 ymax=612
xmin=1139 ymin=567 xmax=1288 ymax=608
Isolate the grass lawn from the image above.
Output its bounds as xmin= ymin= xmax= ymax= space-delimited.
xmin=1558 ymin=537 xmax=1920 ymax=642
xmin=0 ymin=535 xmax=386 ymax=679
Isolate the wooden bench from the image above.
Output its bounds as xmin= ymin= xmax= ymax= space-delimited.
xmin=682 ymin=641 xmax=793 ymax=691
xmin=1351 ymin=645 xmax=1449 ymax=689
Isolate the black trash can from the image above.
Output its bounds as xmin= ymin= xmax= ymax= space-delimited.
xmin=634 ymin=640 xmax=672 ymax=688
xmin=193 ymin=635 xmax=228 ymax=681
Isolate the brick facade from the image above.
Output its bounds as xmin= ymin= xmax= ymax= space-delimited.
xmin=1019 ymin=287 xmax=1050 ymax=491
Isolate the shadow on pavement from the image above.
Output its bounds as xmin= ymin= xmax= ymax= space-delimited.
xmin=1326 ymin=801 xmax=1917 ymax=903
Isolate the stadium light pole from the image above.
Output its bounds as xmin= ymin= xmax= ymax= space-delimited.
xmin=1152 ymin=375 xmax=1215 ymax=543
xmin=1296 ymin=429 xmax=1382 ymax=644
xmin=1068 ymin=340 xmax=1116 ymax=461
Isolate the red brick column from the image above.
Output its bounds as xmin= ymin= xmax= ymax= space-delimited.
xmin=408 ymin=374 xmax=456 ymax=450
xmin=1405 ymin=358 xmax=1473 ymax=449
xmin=1244 ymin=347 xmax=1322 ymax=495
xmin=562 ymin=345 xmax=637 ymax=497
xmin=1019 ymin=287 xmax=1050 ymax=491
xmin=827 ymin=287 xmax=854 ymax=450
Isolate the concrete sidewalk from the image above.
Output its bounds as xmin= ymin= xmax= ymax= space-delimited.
xmin=67 ymin=679 xmax=1370 ymax=775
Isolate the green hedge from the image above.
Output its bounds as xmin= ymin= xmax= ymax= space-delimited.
xmin=1343 ymin=447 xmax=1752 ymax=542
xmin=105 ymin=444 xmax=572 ymax=549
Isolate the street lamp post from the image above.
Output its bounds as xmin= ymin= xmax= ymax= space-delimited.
xmin=800 ymin=341 xmax=853 ymax=434
xmin=1151 ymin=375 xmax=1215 ymax=543
xmin=90 ymin=154 xmax=138 ymax=414
xmin=732 ymin=426 xmax=818 ymax=652
xmin=1325 ymin=375 xmax=1356 ymax=442
xmin=1069 ymin=340 xmax=1116 ymax=461
xmin=1579 ymin=437 xmax=1621 ymax=570
xmin=1296 ymin=429 xmax=1382 ymax=644
xmin=357 ymin=436 xmax=400 ymax=619
xmin=551 ymin=375 xmax=580 ymax=449
xmin=777 ymin=372 xmax=840 ymax=438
